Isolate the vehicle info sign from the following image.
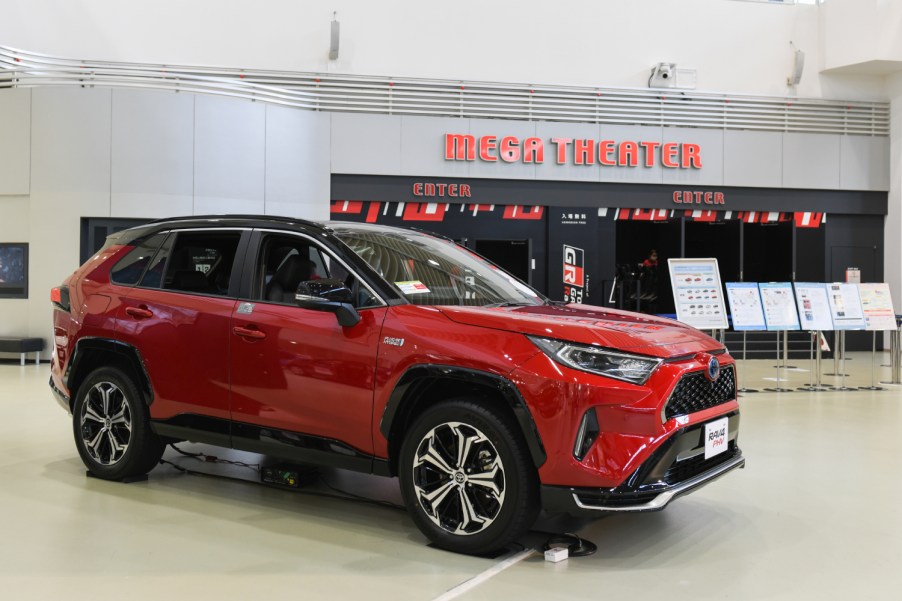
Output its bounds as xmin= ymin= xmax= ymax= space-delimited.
xmin=758 ymin=282 xmax=800 ymax=331
xmin=793 ymin=282 xmax=834 ymax=331
xmin=826 ymin=283 xmax=866 ymax=330
xmin=725 ymin=282 xmax=766 ymax=331
xmin=858 ymin=283 xmax=897 ymax=331
xmin=668 ymin=258 xmax=728 ymax=330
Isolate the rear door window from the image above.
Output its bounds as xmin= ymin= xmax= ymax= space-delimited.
xmin=142 ymin=230 xmax=242 ymax=297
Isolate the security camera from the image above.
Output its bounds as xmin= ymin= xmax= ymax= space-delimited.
xmin=649 ymin=63 xmax=677 ymax=88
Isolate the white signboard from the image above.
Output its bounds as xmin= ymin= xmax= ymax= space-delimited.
xmin=758 ymin=282 xmax=800 ymax=331
xmin=793 ymin=283 xmax=835 ymax=331
xmin=858 ymin=283 xmax=897 ymax=331
xmin=725 ymin=282 xmax=766 ymax=331
xmin=668 ymin=258 xmax=729 ymax=330
xmin=826 ymin=283 xmax=866 ymax=330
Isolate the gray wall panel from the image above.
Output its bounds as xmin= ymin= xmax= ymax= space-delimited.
xmin=723 ymin=130 xmax=782 ymax=188
xmin=30 ymin=87 xmax=112 ymax=198
xmin=597 ymin=124 xmax=664 ymax=184
xmin=534 ymin=122 xmax=600 ymax=182
xmin=111 ymin=89 xmax=194 ymax=218
xmin=783 ymin=133 xmax=841 ymax=190
xmin=0 ymin=89 xmax=31 ymax=196
xmin=661 ymin=127 xmax=723 ymax=186
xmin=194 ymin=95 xmax=265 ymax=214
xmin=400 ymin=115 xmax=470 ymax=178
xmin=265 ymin=107 xmax=331 ymax=220
xmin=840 ymin=135 xmax=889 ymax=191
xmin=467 ymin=119 xmax=536 ymax=180
xmin=331 ymin=113 xmax=401 ymax=175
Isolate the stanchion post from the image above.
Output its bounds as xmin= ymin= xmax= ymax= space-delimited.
xmin=738 ymin=329 xmax=759 ymax=393
xmin=835 ymin=331 xmax=856 ymax=391
xmin=765 ymin=330 xmax=794 ymax=392
xmin=860 ymin=331 xmax=885 ymax=391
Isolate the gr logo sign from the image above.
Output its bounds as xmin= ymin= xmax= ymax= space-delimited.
xmin=563 ymin=245 xmax=585 ymax=304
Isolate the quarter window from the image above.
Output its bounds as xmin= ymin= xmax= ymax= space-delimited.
xmin=110 ymin=233 xmax=168 ymax=286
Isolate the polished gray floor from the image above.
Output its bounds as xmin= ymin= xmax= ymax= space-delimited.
xmin=1 ymin=355 xmax=900 ymax=600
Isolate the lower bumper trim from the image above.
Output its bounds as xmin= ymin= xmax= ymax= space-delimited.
xmin=542 ymin=452 xmax=745 ymax=516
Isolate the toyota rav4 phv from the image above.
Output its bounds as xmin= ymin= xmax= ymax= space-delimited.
xmin=49 ymin=216 xmax=744 ymax=555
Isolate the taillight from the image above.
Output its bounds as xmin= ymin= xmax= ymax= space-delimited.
xmin=51 ymin=286 xmax=70 ymax=312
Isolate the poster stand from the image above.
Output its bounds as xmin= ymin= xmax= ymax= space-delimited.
xmin=737 ymin=331 xmax=759 ymax=393
xmin=859 ymin=331 xmax=885 ymax=391
xmin=823 ymin=333 xmax=849 ymax=377
xmin=798 ymin=331 xmax=829 ymax=391
xmin=763 ymin=331 xmax=794 ymax=393
xmin=772 ymin=331 xmax=797 ymax=369
xmin=833 ymin=331 xmax=856 ymax=392
xmin=880 ymin=327 xmax=902 ymax=385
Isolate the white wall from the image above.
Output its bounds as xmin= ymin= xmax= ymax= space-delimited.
xmin=884 ymin=72 xmax=902 ymax=313
xmin=821 ymin=0 xmax=902 ymax=72
xmin=0 ymin=0 xmax=886 ymax=100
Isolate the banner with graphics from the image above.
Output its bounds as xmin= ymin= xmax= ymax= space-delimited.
xmin=547 ymin=207 xmax=598 ymax=304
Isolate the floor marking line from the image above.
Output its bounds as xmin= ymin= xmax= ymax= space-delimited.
xmin=431 ymin=548 xmax=535 ymax=601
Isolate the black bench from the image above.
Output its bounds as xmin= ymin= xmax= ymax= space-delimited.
xmin=0 ymin=337 xmax=44 ymax=366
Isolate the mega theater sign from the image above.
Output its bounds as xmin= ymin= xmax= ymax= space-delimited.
xmin=444 ymin=133 xmax=702 ymax=169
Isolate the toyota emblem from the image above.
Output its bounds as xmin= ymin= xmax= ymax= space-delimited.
xmin=706 ymin=356 xmax=721 ymax=382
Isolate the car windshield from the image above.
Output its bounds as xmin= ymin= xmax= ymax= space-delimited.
xmin=332 ymin=226 xmax=544 ymax=306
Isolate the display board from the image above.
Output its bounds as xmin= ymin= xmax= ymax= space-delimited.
xmin=793 ymin=283 xmax=835 ymax=331
xmin=724 ymin=282 xmax=766 ymax=331
xmin=668 ymin=258 xmax=729 ymax=330
xmin=826 ymin=283 xmax=866 ymax=330
xmin=858 ymin=283 xmax=897 ymax=331
xmin=758 ymin=282 xmax=800 ymax=331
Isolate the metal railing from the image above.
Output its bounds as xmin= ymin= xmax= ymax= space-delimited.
xmin=0 ymin=45 xmax=888 ymax=136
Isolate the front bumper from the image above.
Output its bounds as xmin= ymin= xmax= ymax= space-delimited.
xmin=49 ymin=376 xmax=71 ymax=413
xmin=542 ymin=412 xmax=744 ymax=515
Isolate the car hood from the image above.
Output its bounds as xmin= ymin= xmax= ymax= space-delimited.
xmin=438 ymin=303 xmax=723 ymax=358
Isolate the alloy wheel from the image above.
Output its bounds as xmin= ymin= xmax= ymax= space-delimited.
xmin=79 ymin=381 xmax=132 ymax=465
xmin=411 ymin=421 xmax=506 ymax=536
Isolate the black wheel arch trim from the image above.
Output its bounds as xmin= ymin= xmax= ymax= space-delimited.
xmin=380 ymin=364 xmax=547 ymax=469
xmin=65 ymin=337 xmax=154 ymax=406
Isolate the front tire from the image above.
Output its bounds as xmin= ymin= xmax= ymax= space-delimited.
xmin=399 ymin=399 xmax=540 ymax=555
xmin=72 ymin=367 xmax=164 ymax=480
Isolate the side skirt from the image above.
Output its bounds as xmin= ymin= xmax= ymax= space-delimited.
xmin=151 ymin=415 xmax=391 ymax=477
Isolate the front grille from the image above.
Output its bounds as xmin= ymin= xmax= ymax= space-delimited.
xmin=662 ymin=441 xmax=737 ymax=485
xmin=664 ymin=366 xmax=736 ymax=420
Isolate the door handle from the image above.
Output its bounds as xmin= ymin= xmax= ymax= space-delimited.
xmin=125 ymin=306 xmax=153 ymax=319
xmin=233 ymin=326 xmax=266 ymax=340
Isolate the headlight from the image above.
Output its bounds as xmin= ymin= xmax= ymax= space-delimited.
xmin=529 ymin=337 xmax=662 ymax=385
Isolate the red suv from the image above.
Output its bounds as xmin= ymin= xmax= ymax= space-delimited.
xmin=49 ymin=216 xmax=743 ymax=555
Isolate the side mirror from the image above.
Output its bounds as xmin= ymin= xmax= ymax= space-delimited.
xmin=295 ymin=278 xmax=360 ymax=327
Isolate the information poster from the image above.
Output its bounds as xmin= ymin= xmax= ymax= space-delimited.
xmin=668 ymin=258 xmax=728 ymax=330
xmin=793 ymin=283 xmax=834 ymax=331
xmin=858 ymin=283 xmax=897 ymax=331
xmin=758 ymin=282 xmax=800 ymax=331
xmin=826 ymin=283 xmax=866 ymax=330
xmin=725 ymin=282 xmax=766 ymax=331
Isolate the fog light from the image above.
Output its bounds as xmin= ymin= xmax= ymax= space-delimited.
xmin=573 ymin=409 xmax=600 ymax=461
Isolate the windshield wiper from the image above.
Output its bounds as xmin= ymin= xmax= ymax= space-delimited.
xmin=483 ymin=301 xmax=536 ymax=308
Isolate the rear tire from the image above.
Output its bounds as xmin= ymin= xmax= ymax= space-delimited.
xmin=399 ymin=399 xmax=540 ymax=555
xmin=72 ymin=367 xmax=164 ymax=480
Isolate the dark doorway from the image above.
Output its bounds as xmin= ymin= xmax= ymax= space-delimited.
xmin=80 ymin=218 xmax=152 ymax=263
xmin=474 ymin=239 xmax=532 ymax=285
xmin=742 ymin=221 xmax=793 ymax=282
xmin=684 ymin=220 xmax=741 ymax=283
xmin=614 ymin=219 xmax=681 ymax=315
